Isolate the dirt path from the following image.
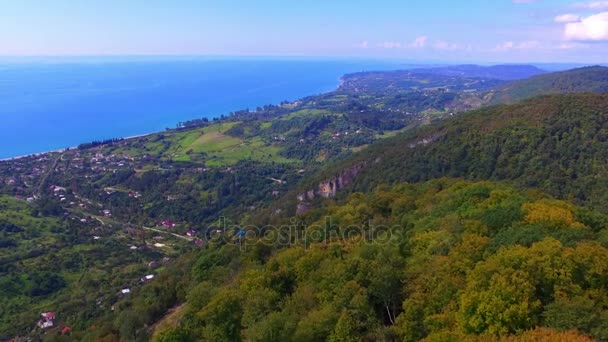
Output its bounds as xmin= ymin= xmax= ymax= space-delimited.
xmin=142 ymin=226 xmax=194 ymax=241
xmin=36 ymin=152 xmax=62 ymax=196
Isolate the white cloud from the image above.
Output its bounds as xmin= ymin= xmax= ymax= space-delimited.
xmin=494 ymin=41 xmax=515 ymax=51
xmin=378 ymin=41 xmax=402 ymax=49
xmin=573 ymin=1 xmax=608 ymax=9
xmin=557 ymin=42 xmax=582 ymax=49
xmin=434 ymin=40 xmax=459 ymax=51
xmin=354 ymin=41 xmax=369 ymax=49
xmin=564 ymin=12 xmax=608 ymax=40
xmin=493 ymin=40 xmax=540 ymax=51
xmin=408 ymin=36 xmax=428 ymax=48
xmin=375 ymin=36 xmax=428 ymax=50
xmin=555 ymin=14 xmax=582 ymax=23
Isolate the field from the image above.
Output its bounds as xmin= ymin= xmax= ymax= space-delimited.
xmin=105 ymin=121 xmax=295 ymax=167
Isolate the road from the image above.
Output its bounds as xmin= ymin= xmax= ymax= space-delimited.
xmin=142 ymin=226 xmax=194 ymax=241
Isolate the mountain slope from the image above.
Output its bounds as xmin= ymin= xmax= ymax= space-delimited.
xmin=147 ymin=179 xmax=608 ymax=341
xmin=302 ymin=93 xmax=608 ymax=212
xmin=410 ymin=64 xmax=546 ymax=80
xmin=493 ymin=66 xmax=608 ymax=104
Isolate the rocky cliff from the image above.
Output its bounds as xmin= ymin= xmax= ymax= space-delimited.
xmin=296 ymin=163 xmax=365 ymax=215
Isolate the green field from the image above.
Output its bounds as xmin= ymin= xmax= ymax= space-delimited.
xmin=104 ymin=121 xmax=296 ymax=166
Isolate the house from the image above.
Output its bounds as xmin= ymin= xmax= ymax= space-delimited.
xmin=148 ymin=261 xmax=159 ymax=268
xmin=128 ymin=191 xmax=142 ymax=198
xmin=161 ymin=220 xmax=176 ymax=228
xmin=121 ymin=288 xmax=131 ymax=294
xmin=141 ymin=274 xmax=154 ymax=282
xmin=37 ymin=312 xmax=56 ymax=329
xmin=186 ymin=229 xmax=196 ymax=237
xmin=102 ymin=209 xmax=112 ymax=217
xmin=61 ymin=326 xmax=71 ymax=335
xmin=41 ymin=312 xmax=56 ymax=320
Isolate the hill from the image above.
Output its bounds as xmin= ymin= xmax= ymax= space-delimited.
xmin=3 ymin=67 xmax=608 ymax=340
xmin=410 ymin=64 xmax=546 ymax=80
xmin=339 ymin=69 xmax=506 ymax=94
xmin=138 ymin=179 xmax=608 ymax=341
xmin=297 ymin=93 xmax=608 ymax=214
xmin=0 ymin=67 xmax=499 ymax=339
xmin=493 ymin=66 xmax=608 ymax=104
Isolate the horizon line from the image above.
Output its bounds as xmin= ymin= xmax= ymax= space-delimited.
xmin=0 ymin=55 xmax=600 ymax=67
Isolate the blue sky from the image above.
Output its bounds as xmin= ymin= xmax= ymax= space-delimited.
xmin=1 ymin=0 xmax=607 ymax=63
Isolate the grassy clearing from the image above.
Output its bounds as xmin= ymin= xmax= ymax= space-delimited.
xmin=103 ymin=120 xmax=297 ymax=167
xmin=281 ymin=109 xmax=329 ymax=120
xmin=159 ymin=122 xmax=295 ymax=166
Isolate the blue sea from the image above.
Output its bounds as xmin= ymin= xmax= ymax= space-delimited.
xmin=0 ymin=57 xmax=407 ymax=159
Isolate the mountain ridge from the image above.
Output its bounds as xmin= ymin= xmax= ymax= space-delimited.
xmin=296 ymin=93 xmax=608 ymax=215
xmin=492 ymin=65 xmax=608 ymax=104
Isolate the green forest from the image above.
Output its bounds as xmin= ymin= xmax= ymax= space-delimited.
xmin=3 ymin=65 xmax=608 ymax=341
xmin=126 ymin=180 xmax=608 ymax=341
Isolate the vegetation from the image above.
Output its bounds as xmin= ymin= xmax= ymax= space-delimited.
xmin=317 ymin=93 xmax=608 ymax=213
xmin=408 ymin=64 xmax=546 ymax=80
xmin=137 ymin=180 xmax=608 ymax=341
xmin=493 ymin=66 xmax=608 ymax=104
xmin=2 ymin=65 xmax=608 ymax=340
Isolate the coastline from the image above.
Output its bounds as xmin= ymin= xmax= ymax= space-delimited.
xmin=0 ymin=132 xmax=158 ymax=162
xmin=0 ymin=74 xmax=346 ymax=163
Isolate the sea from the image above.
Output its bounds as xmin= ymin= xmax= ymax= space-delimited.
xmin=0 ymin=57 xmax=409 ymax=159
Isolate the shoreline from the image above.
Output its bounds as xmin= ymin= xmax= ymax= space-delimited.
xmin=0 ymin=132 xmax=158 ymax=162
xmin=0 ymin=75 xmax=346 ymax=163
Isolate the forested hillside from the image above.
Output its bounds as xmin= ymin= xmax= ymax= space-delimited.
xmin=409 ymin=64 xmax=546 ymax=80
xmin=142 ymin=180 xmax=608 ymax=341
xmin=311 ymin=93 xmax=608 ymax=213
xmin=3 ymin=66 xmax=608 ymax=341
xmin=493 ymin=66 xmax=608 ymax=104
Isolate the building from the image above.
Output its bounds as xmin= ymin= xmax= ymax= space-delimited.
xmin=161 ymin=220 xmax=176 ymax=228
xmin=141 ymin=274 xmax=155 ymax=282
xmin=37 ymin=312 xmax=56 ymax=329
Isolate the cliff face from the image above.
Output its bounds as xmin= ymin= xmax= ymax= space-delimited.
xmin=407 ymin=132 xmax=445 ymax=149
xmin=296 ymin=163 xmax=365 ymax=215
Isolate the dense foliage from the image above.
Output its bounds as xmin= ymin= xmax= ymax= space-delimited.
xmin=3 ymin=65 xmax=608 ymax=340
xmin=408 ymin=64 xmax=546 ymax=81
xmin=493 ymin=66 xmax=608 ymax=104
xmin=147 ymin=180 xmax=607 ymax=341
xmin=321 ymin=93 xmax=608 ymax=213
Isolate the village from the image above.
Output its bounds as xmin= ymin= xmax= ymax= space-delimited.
xmin=0 ymin=145 xmax=255 ymax=337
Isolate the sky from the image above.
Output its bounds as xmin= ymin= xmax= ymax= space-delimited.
xmin=1 ymin=0 xmax=608 ymax=63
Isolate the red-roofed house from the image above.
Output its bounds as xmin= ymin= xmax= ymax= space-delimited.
xmin=37 ymin=312 xmax=56 ymax=329
xmin=41 ymin=312 xmax=56 ymax=320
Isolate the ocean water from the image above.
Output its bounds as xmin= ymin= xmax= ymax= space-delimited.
xmin=0 ymin=58 xmax=404 ymax=159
